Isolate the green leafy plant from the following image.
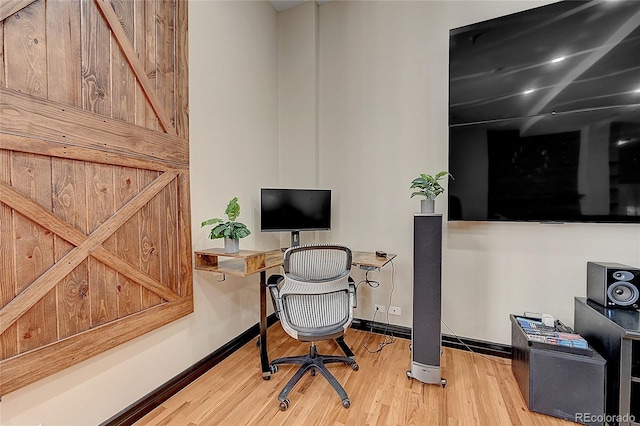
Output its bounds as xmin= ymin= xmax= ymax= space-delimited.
xmin=410 ymin=171 xmax=453 ymax=200
xmin=201 ymin=197 xmax=251 ymax=240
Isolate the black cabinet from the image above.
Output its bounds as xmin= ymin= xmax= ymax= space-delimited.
xmin=511 ymin=315 xmax=606 ymax=425
xmin=574 ymin=297 xmax=640 ymax=426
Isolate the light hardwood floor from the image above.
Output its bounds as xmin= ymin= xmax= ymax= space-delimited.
xmin=135 ymin=326 xmax=577 ymax=425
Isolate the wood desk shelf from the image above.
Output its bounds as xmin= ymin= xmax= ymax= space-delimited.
xmin=194 ymin=248 xmax=290 ymax=277
xmin=195 ymin=248 xmax=267 ymax=276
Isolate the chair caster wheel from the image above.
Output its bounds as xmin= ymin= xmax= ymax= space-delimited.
xmin=351 ymin=363 xmax=359 ymax=371
xmin=441 ymin=378 xmax=447 ymax=388
xmin=270 ymin=364 xmax=278 ymax=374
xmin=279 ymin=399 xmax=289 ymax=411
xmin=406 ymin=370 xmax=412 ymax=379
xmin=342 ymin=398 xmax=350 ymax=409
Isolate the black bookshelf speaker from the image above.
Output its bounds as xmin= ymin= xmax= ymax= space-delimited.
xmin=587 ymin=261 xmax=640 ymax=309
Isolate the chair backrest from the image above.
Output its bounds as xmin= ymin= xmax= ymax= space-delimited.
xmin=284 ymin=244 xmax=352 ymax=281
xmin=277 ymin=245 xmax=353 ymax=340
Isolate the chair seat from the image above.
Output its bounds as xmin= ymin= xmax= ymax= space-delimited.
xmin=293 ymin=328 xmax=345 ymax=342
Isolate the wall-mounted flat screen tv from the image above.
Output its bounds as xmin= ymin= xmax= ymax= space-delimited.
xmin=448 ymin=0 xmax=640 ymax=223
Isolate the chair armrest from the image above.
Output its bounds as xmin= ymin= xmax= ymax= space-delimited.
xmin=267 ymin=274 xmax=284 ymax=287
xmin=348 ymin=276 xmax=357 ymax=308
xmin=267 ymin=274 xmax=284 ymax=318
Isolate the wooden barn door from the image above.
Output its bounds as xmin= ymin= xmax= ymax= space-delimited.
xmin=0 ymin=0 xmax=192 ymax=396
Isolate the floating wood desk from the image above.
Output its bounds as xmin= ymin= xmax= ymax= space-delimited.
xmin=194 ymin=248 xmax=284 ymax=277
xmin=194 ymin=247 xmax=396 ymax=379
xmin=351 ymin=251 xmax=397 ymax=269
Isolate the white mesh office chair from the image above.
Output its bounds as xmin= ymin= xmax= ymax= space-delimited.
xmin=267 ymin=244 xmax=359 ymax=411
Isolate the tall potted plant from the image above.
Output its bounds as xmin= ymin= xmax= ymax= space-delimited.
xmin=410 ymin=171 xmax=453 ymax=213
xmin=201 ymin=197 xmax=251 ymax=253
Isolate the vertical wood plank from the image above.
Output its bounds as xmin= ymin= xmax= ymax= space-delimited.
xmin=45 ymin=0 xmax=81 ymax=106
xmin=52 ymin=157 xmax=91 ymax=338
xmin=81 ymin=0 xmax=111 ymax=115
xmin=3 ymin=0 xmax=47 ymax=96
xmin=11 ymin=151 xmax=57 ymax=353
xmin=175 ymin=0 xmax=188 ymax=139
xmin=140 ymin=170 xmax=162 ymax=308
xmin=46 ymin=0 xmax=87 ymax=337
xmin=0 ymin=149 xmax=18 ymax=359
xmin=114 ymin=165 xmax=142 ymax=317
xmin=87 ymin=162 xmax=117 ymax=326
xmin=177 ymin=171 xmax=192 ymax=297
xmin=134 ymin=0 xmax=158 ymax=130
xmin=0 ymin=20 xmax=5 ymax=87
xmin=162 ymin=179 xmax=181 ymax=294
xmin=110 ymin=0 xmax=135 ymax=123
xmin=108 ymin=0 xmax=134 ymax=41
xmin=156 ymin=0 xmax=175 ymax=129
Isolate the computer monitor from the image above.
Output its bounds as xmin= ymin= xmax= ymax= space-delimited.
xmin=260 ymin=188 xmax=331 ymax=248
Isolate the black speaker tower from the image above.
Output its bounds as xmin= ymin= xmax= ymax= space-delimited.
xmin=407 ymin=214 xmax=446 ymax=387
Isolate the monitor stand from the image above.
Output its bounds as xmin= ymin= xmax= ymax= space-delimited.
xmin=290 ymin=231 xmax=300 ymax=248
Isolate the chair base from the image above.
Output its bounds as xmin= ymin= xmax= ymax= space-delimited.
xmin=270 ymin=344 xmax=359 ymax=410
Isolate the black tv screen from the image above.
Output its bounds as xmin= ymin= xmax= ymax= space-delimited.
xmin=448 ymin=0 xmax=640 ymax=223
xmin=260 ymin=188 xmax=331 ymax=232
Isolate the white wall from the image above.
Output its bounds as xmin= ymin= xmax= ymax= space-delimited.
xmin=0 ymin=1 xmax=279 ymax=425
xmin=275 ymin=1 xmax=325 ymax=248
xmin=278 ymin=1 xmax=318 ymax=187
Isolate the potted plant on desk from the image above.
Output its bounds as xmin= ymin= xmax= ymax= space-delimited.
xmin=201 ymin=197 xmax=251 ymax=253
xmin=410 ymin=171 xmax=453 ymax=213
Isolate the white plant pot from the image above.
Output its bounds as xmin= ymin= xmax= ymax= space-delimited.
xmin=224 ymin=237 xmax=240 ymax=253
xmin=421 ymin=199 xmax=435 ymax=214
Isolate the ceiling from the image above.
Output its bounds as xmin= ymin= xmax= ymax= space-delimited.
xmin=270 ymin=0 xmax=330 ymax=12
xmin=270 ymin=0 xmax=306 ymax=12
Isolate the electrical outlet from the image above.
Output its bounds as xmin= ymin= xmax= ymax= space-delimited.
xmin=388 ymin=306 xmax=401 ymax=316
xmin=375 ymin=304 xmax=386 ymax=313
